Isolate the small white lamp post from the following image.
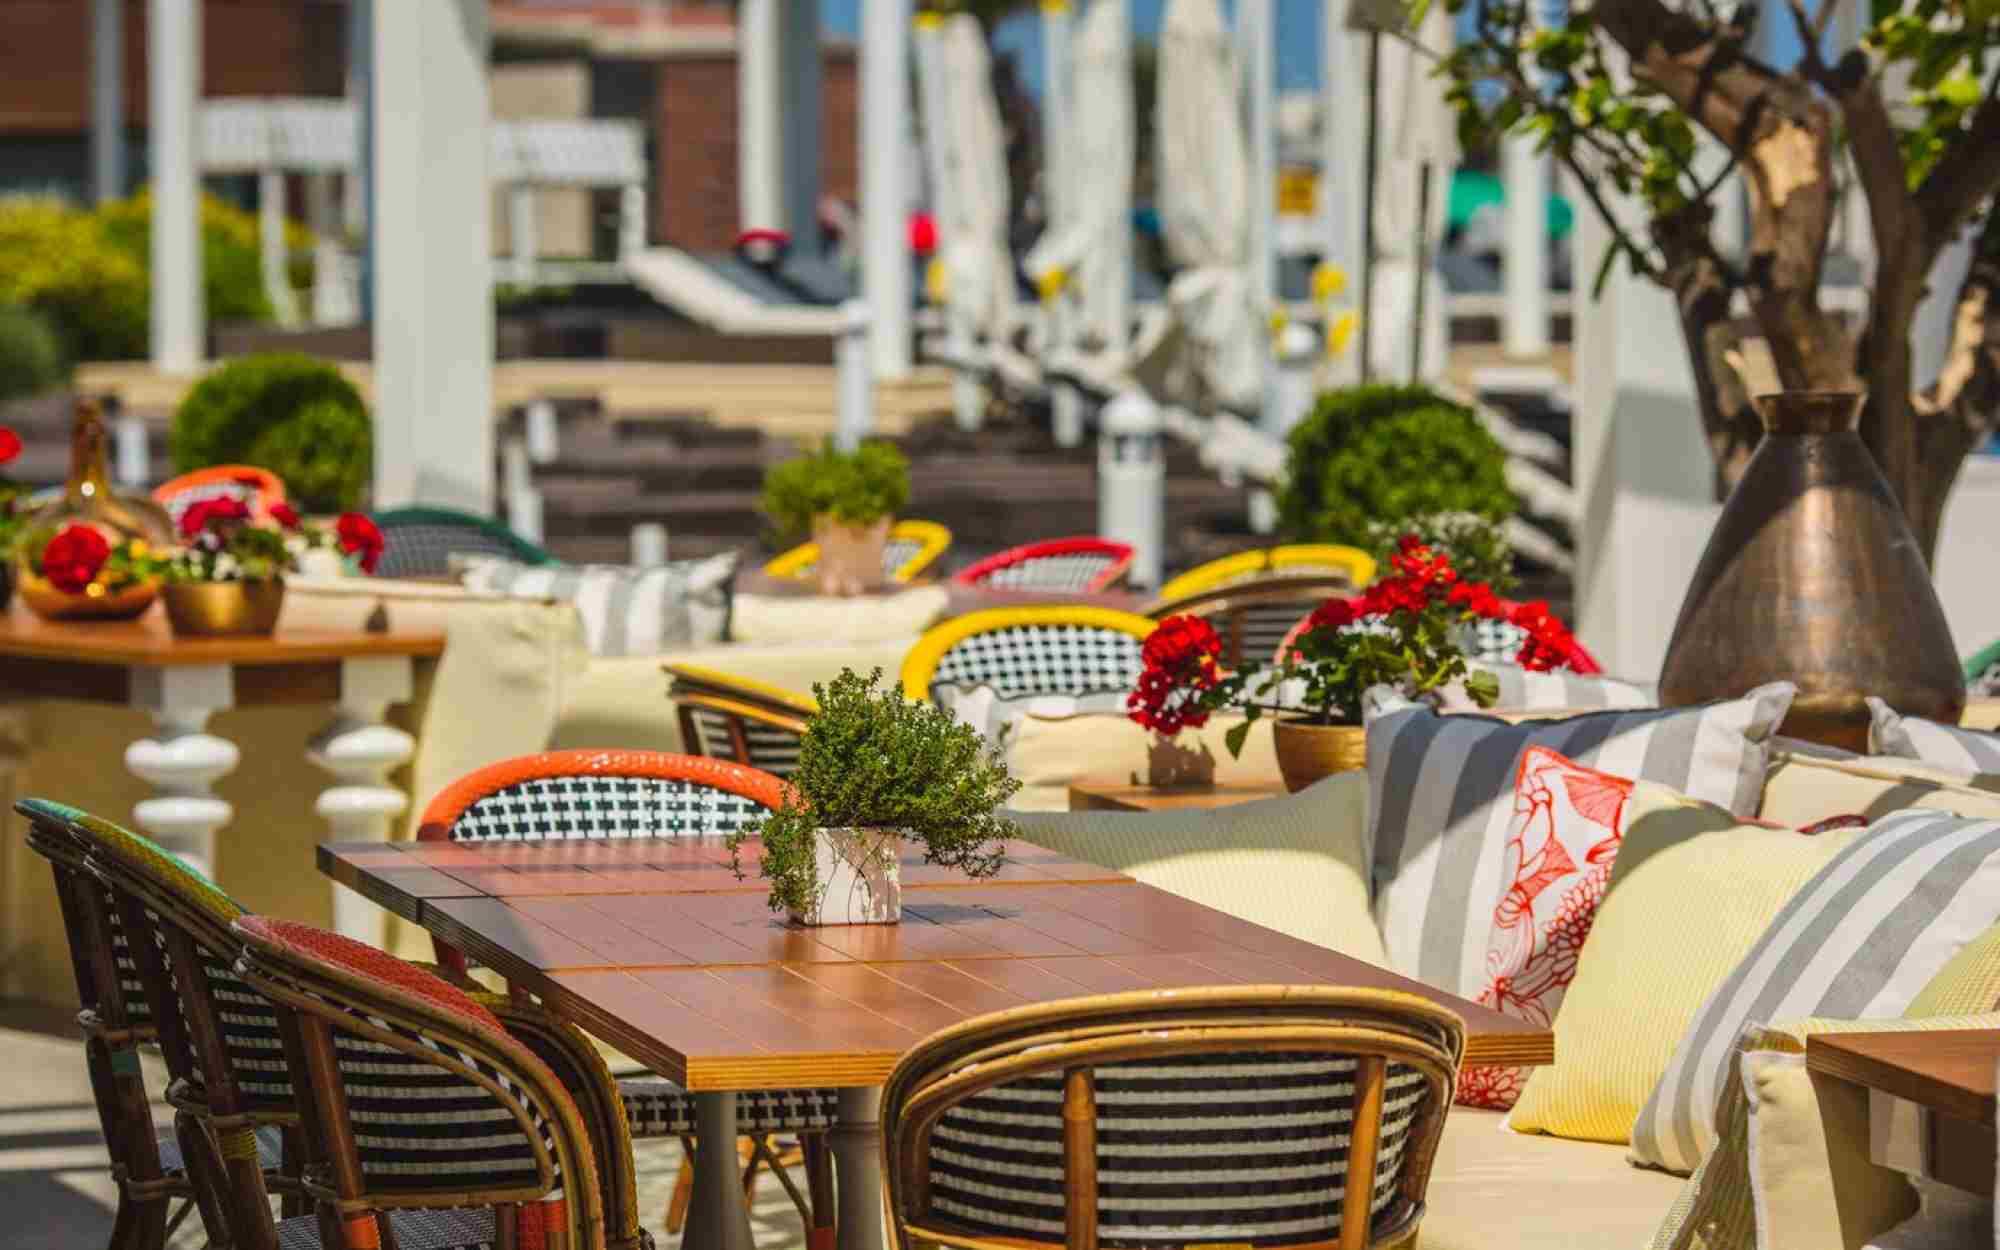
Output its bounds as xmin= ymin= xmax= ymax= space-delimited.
xmin=1099 ymin=389 xmax=1166 ymax=589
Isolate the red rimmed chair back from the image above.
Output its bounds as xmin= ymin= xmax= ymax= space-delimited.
xmin=882 ymin=986 xmax=1466 ymax=1250
xmin=950 ymin=537 xmax=1136 ymax=594
xmin=16 ymin=798 xmax=202 ymax=1250
xmin=152 ymin=465 xmax=288 ymax=529
xmin=231 ymin=915 xmax=616 ymax=1250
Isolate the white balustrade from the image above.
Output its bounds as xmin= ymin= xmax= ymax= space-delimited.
xmin=124 ymin=666 xmax=238 ymax=881
xmin=308 ymin=656 xmax=416 ymax=944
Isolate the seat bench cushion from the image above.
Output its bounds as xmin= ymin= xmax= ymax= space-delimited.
xmin=1417 ymin=1110 xmax=1680 ymax=1250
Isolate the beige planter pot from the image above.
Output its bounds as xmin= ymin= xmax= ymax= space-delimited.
xmin=812 ymin=515 xmax=891 ymax=596
xmin=791 ymin=827 xmax=902 ymax=925
xmin=1271 ymin=719 xmax=1367 ymax=792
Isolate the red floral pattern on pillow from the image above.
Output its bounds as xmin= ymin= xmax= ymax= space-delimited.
xmin=1459 ymin=746 xmax=1632 ymax=1110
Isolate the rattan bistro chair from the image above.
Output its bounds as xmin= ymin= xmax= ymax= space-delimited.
xmin=1156 ymin=543 xmax=1379 ymax=601
xmin=152 ymin=465 xmax=289 ymax=528
xmin=370 ymin=505 xmax=557 ymax=579
xmin=950 ymin=536 xmax=1136 ymax=594
xmin=899 ymin=606 xmax=1153 ymax=705
xmin=1147 ymin=574 xmax=1359 ymax=670
xmin=764 ymin=519 xmax=954 ymax=584
xmin=230 ymin=915 xmax=634 ymax=1250
xmin=665 ymin=663 xmax=818 ymax=777
xmin=417 ymin=750 xmax=839 ymax=1242
xmin=882 ymin=987 xmax=1467 ymax=1250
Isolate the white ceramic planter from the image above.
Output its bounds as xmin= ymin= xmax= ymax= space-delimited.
xmin=792 ymin=826 xmax=903 ymax=926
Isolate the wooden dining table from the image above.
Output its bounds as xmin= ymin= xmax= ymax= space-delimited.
xmin=321 ymin=835 xmax=1554 ymax=1250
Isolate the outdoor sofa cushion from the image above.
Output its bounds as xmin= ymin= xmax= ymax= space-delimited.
xmin=1633 ymin=809 xmax=2000 ymax=1174
xmin=1364 ymin=682 xmax=1796 ymax=999
xmin=460 ymin=552 xmax=738 ymax=656
xmin=1867 ymin=696 xmax=2000 ymax=773
xmin=729 ymin=583 xmax=949 ymax=644
xmin=1755 ymin=747 xmax=2000 ymax=828
xmin=1001 ymin=713 xmax=1280 ymax=811
xmin=1008 ymin=771 xmax=1387 ymax=966
xmin=1506 ymin=815 xmax=1862 ymax=1148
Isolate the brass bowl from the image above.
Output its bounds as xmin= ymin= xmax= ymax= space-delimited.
xmin=161 ymin=580 xmax=286 ymax=637
xmin=17 ymin=573 xmax=159 ymax=622
xmin=1271 ymin=718 xmax=1368 ymax=792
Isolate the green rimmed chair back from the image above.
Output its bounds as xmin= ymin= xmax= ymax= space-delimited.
xmin=370 ymin=506 xmax=557 ymax=580
xmin=1967 ymin=638 xmax=2000 ymax=695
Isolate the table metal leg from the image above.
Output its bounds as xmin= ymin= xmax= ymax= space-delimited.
xmin=683 ymin=1092 xmax=755 ymax=1250
xmin=124 ymin=665 xmax=236 ymax=880
xmin=832 ymin=1087 xmax=886 ymax=1250
xmin=308 ymin=657 xmax=415 ymax=945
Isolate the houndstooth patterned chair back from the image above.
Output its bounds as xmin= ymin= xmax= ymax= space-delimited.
xmin=371 ymin=506 xmax=556 ymax=580
xmin=421 ymin=751 xmax=788 ymax=844
xmin=951 ymin=537 xmax=1135 ymax=595
xmin=901 ymin=608 xmax=1154 ymax=704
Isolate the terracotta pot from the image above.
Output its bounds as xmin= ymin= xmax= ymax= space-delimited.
xmin=1271 ymin=718 xmax=1367 ymax=792
xmin=161 ymin=580 xmax=287 ymax=637
xmin=1657 ymin=391 xmax=1963 ymax=752
xmin=791 ymin=827 xmax=902 ymax=926
xmin=1145 ymin=733 xmax=1217 ymax=788
xmin=17 ymin=574 xmax=158 ymax=622
xmin=811 ymin=515 xmax=891 ymax=596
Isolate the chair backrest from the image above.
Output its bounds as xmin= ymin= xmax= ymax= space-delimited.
xmin=900 ymin=606 xmax=1153 ymax=703
xmin=152 ymin=465 xmax=288 ymax=528
xmin=418 ymin=749 xmax=787 ymax=844
xmin=763 ymin=518 xmax=954 ymax=584
xmin=370 ymin=505 xmax=556 ymax=579
xmin=881 ymin=986 xmax=1465 ymax=1250
xmin=665 ymin=664 xmax=816 ymax=777
xmin=231 ymin=915 xmax=606 ymax=1249
xmin=950 ymin=537 xmax=1135 ymax=594
xmin=1157 ymin=544 xmax=1378 ymax=601
xmin=1965 ymin=637 xmax=2000 ymax=695
xmin=1272 ymin=596 xmax=1605 ymax=675
xmin=1147 ymin=574 xmax=1356 ymax=669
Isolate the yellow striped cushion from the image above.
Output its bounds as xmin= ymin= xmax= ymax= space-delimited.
xmin=1906 ymin=919 xmax=2000 ymax=1015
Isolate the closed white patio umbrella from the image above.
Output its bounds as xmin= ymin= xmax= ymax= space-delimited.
xmin=1367 ymin=0 xmax=1456 ymax=382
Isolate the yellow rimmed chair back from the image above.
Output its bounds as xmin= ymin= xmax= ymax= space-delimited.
xmin=882 ymin=986 xmax=1466 ymax=1250
xmin=666 ymin=663 xmax=818 ymax=777
xmin=764 ymin=519 xmax=953 ymax=584
xmin=1158 ymin=543 xmax=1378 ymax=602
xmin=899 ymin=606 xmax=1155 ymax=705
xmin=1146 ymin=573 xmax=1358 ymax=669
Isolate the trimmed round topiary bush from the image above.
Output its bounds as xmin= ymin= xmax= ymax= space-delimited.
xmin=0 ymin=304 xmax=69 ymax=401
xmin=1276 ymin=384 xmax=1516 ymax=546
xmin=171 ymin=354 xmax=372 ymax=512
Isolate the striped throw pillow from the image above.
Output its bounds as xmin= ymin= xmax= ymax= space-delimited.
xmin=460 ymin=553 xmax=737 ymax=656
xmin=1364 ymin=682 xmax=1795 ymax=999
xmin=1457 ymin=662 xmax=1654 ymax=712
xmin=1630 ymin=808 xmax=2000 ymax=1174
xmin=1867 ymin=697 xmax=2000 ymax=774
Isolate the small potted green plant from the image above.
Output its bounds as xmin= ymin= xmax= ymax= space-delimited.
xmin=727 ymin=668 xmax=1019 ymax=925
xmin=760 ymin=439 xmax=911 ymax=595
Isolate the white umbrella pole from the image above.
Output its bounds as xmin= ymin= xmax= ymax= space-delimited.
xmin=1321 ymin=0 xmax=1365 ymax=387
xmin=911 ymin=15 xmax=978 ymax=429
xmin=863 ymin=0 xmax=914 ymax=379
xmin=92 ymin=0 xmax=125 ymax=204
xmin=149 ymin=0 xmax=203 ymax=376
xmin=1243 ymin=0 xmax=1280 ymax=534
xmin=1359 ymin=31 xmax=1380 ymax=385
xmin=1043 ymin=0 xmax=1086 ymax=447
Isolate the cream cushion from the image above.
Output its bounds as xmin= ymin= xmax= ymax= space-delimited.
xmin=729 ymin=585 xmax=949 ymax=644
xmin=1007 ymin=771 xmax=1387 ymax=965
xmin=1754 ymin=749 xmax=2000 ymax=828
xmin=1420 ymin=1110 xmax=1684 ymax=1250
xmin=1003 ymin=714 xmax=1281 ymax=811
xmin=1506 ymin=816 xmax=1861 ymax=1146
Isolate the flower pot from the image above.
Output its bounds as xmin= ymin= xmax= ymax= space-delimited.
xmin=1271 ymin=718 xmax=1367 ymax=792
xmin=161 ymin=580 xmax=286 ymax=637
xmin=790 ymin=827 xmax=902 ymax=926
xmin=811 ymin=515 xmax=891 ymax=597
xmin=1658 ymin=391 xmax=1964 ymax=752
xmin=17 ymin=573 xmax=157 ymax=622
xmin=1145 ymin=732 xmax=1217 ymax=788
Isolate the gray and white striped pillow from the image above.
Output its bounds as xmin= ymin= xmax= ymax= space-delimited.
xmin=1630 ymin=808 xmax=2000 ymax=1174
xmin=1867 ymin=697 xmax=2000 ymax=775
xmin=460 ymin=553 xmax=738 ymax=656
xmin=1364 ymin=682 xmax=1796 ymax=1000
xmin=1459 ymin=662 xmax=1654 ymax=712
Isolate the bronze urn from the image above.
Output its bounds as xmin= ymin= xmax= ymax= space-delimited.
xmin=1658 ymin=391 xmax=1963 ymax=751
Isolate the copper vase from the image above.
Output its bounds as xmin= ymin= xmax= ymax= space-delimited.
xmin=1657 ymin=391 xmax=1963 ymax=751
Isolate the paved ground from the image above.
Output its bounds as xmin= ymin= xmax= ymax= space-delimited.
xmin=0 ymin=1003 xmax=813 ymax=1250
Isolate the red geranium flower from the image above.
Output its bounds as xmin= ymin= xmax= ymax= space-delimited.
xmin=1304 ymin=596 xmax=1360 ymax=634
xmin=268 ymin=502 xmax=301 ymax=530
xmin=1448 ymin=580 xmax=1506 ymax=620
xmin=0 ymin=427 xmax=21 ymax=465
xmin=1128 ymin=615 xmax=1226 ymax=737
xmin=336 ymin=512 xmax=384 ymax=574
xmin=42 ymin=524 xmax=110 ymax=594
xmin=179 ymin=495 xmax=251 ymax=539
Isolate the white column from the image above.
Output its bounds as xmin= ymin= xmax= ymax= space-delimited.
xmin=863 ymin=0 xmax=914 ymax=379
xmin=347 ymin=0 xmax=374 ymax=322
xmin=835 ymin=298 xmax=874 ymax=450
xmin=149 ymin=0 xmax=203 ymax=375
xmin=509 ymin=184 xmax=539 ymax=288
xmin=832 ymin=1088 xmax=887 ymax=1250
xmin=125 ymin=666 xmax=238 ymax=882
xmin=310 ymin=657 xmax=416 ymax=946
xmin=307 ymin=172 xmax=352 ymax=326
xmin=779 ymin=0 xmax=823 ymax=253
xmin=502 ymin=438 xmax=543 ymax=544
xmin=372 ymin=0 xmax=494 ymax=513
xmin=737 ymin=0 xmax=785 ymax=235
xmin=260 ymin=170 xmax=301 ymax=327
xmin=1502 ymin=136 xmax=1549 ymax=357
xmin=92 ymin=0 xmax=126 ymax=204
xmin=1321 ymin=0 xmax=1365 ymax=388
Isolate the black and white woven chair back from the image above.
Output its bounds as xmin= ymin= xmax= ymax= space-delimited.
xmin=449 ymin=774 xmax=772 ymax=842
xmin=926 ymin=623 xmax=1143 ymax=701
xmin=981 ymin=553 xmax=1119 ymax=592
xmin=371 ymin=508 xmax=552 ymax=580
xmin=687 ymin=708 xmax=805 ymax=776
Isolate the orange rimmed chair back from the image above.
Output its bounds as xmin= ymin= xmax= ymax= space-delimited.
xmin=882 ymin=986 xmax=1466 ymax=1250
xmin=418 ymin=749 xmax=787 ymax=845
xmin=153 ymin=465 xmax=288 ymax=529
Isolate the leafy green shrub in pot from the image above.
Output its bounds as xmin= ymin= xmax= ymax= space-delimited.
xmin=1276 ymin=384 xmax=1516 ymax=547
xmin=171 ymin=354 xmax=373 ymax=512
xmin=727 ymin=668 xmax=1019 ymax=924
xmin=760 ymin=438 xmax=911 ymax=540
xmin=0 ymin=305 xmax=69 ymax=401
